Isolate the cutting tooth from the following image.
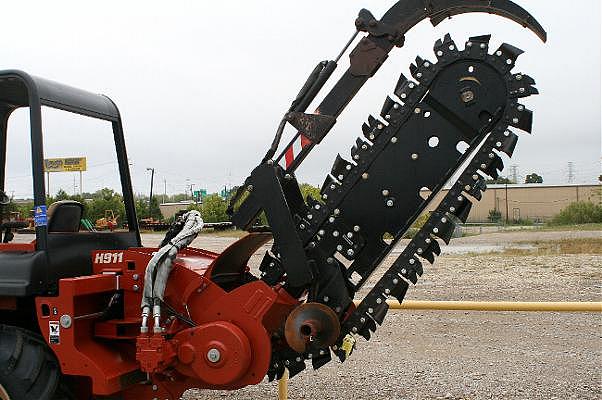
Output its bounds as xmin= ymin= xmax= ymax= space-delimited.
xmin=512 ymin=72 xmax=535 ymax=85
xmin=389 ymin=278 xmax=409 ymax=303
xmin=275 ymin=365 xmax=286 ymax=380
xmin=429 ymin=238 xmax=441 ymax=257
xmin=361 ymin=122 xmax=371 ymax=136
xmin=371 ymin=300 xmax=389 ymax=325
xmin=420 ymin=248 xmax=435 ymax=264
xmin=399 ymin=257 xmax=420 ymax=284
xmin=358 ymin=327 xmax=371 ymax=341
xmin=367 ymin=114 xmax=383 ymax=131
xmin=305 ymin=195 xmax=320 ymax=210
xmin=380 ymin=96 xmax=397 ymax=118
xmin=507 ymin=104 xmax=533 ymax=133
xmin=420 ymin=237 xmax=441 ymax=264
xmin=412 ymin=255 xmax=424 ymax=276
xmin=443 ymin=34 xmax=457 ymax=51
xmin=358 ymin=316 xmax=376 ymax=340
xmin=463 ymin=178 xmax=487 ymax=201
xmin=393 ymin=73 xmax=416 ymax=101
xmin=434 ymin=33 xmax=457 ymax=57
xmin=363 ymin=123 xmax=381 ymax=142
xmin=351 ymin=137 xmax=370 ymax=159
xmin=320 ymin=175 xmax=339 ymax=195
xmin=288 ymin=359 xmax=307 ymax=378
xmin=368 ymin=114 xmax=377 ymax=126
xmin=268 ymin=360 xmax=286 ymax=381
xmin=410 ymin=56 xmax=428 ymax=81
xmin=468 ymin=34 xmax=491 ymax=47
xmin=509 ymin=73 xmax=539 ymax=98
xmin=429 ymin=213 xmax=456 ymax=245
xmin=496 ymin=43 xmax=524 ymax=65
xmin=465 ymin=34 xmax=491 ymax=57
xmin=493 ymin=129 xmax=519 ymax=157
xmin=330 ymin=154 xmax=353 ymax=181
xmin=452 ymin=198 xmax=473 ymax=223
xmin=479 ymin=151 xmax=505 ymax=179
xmin=311 ymin=350 xmax=331 ymax=370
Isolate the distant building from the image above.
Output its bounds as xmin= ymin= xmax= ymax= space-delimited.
xmin=159 ymin=201 xmax=195 ymax=220
xmin=421 ymin=183 xmax=601 ymax=223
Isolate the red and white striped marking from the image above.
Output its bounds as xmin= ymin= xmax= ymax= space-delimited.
xmin=282 ymin=134 xmax=312 ymax=169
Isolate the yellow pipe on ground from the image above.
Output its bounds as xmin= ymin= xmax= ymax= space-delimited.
xmin=354 ymin=300 xmax=602 ymax=312
xmin=276 ymin=300 xmax=600 ymax=399
xmin=278 ymin=369 xmax=288 ymax=400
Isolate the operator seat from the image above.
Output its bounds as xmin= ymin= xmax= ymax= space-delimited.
xmin=47 ymin=200 xmax=83 ymax=232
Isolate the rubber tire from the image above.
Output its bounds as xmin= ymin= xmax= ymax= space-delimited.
xmin=0 ymin=324 xmax=61 ymax=400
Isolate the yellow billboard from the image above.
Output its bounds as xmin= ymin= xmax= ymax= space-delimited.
xmin=44 ymin=157 xmax=87 ymax=172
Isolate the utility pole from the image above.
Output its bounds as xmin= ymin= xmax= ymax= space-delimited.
xmin=163 ymin=178 xmax=167 ymax=204
xmin=146 ymin=167 xmax=155 ymax=217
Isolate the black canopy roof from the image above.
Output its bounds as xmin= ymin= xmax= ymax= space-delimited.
xmin=0 ymin=69 xmax=120 ymax=120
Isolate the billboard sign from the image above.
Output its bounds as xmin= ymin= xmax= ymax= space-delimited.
xmin=44 ymin=157 xmax=87 ymax=172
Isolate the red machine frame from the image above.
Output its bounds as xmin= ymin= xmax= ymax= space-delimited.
xmin=35 ymin=235 xmax=299 ymax=399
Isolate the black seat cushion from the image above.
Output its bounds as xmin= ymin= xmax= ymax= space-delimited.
xmin=47 ymin=200 xmax=83 ymax=233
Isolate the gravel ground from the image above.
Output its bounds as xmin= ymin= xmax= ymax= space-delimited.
xmin=172 ymin=229 xmax=601 ymax=400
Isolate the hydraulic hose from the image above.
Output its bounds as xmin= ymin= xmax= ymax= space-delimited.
xmin=140 ymin=210 xmax=204 ymax=333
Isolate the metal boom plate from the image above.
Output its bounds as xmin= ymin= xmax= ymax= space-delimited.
xmin=266 ymin=34 xmax=538 ymax=379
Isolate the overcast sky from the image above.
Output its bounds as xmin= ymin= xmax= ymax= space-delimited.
xmin=2 ymin=0 xmax=600 ymax=199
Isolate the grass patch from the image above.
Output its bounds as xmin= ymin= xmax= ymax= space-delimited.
xmin=548 ymin=201 xmax=602 ymax=225
xmin=527 ymin=238 xmax=602 ymax=255
xmin=534 ymin=223 xmax=602 ymax=232
xmin=473 ymin=238 xmax=602 ymax=257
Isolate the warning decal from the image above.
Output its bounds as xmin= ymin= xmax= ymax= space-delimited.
xmin=34 ymin=205 xmax=48 ymax=227
xmin=49 ymin=321 xmax=60 ymax=344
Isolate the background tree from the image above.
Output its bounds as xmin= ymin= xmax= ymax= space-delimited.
xmin=195 ymin=194 xmax=228 ymax=223
xmin=135 ymin=197 xmax=149 ymax=221
xmin=169 ymin=193 xmax=190 ymax=202
xmin=148 ymin=197 xmax=162 ymax=220
xmin=299 ymin=183 xmax=321 ymax=203
xmin=524 ymin=173 xmax=543 ymax=184
xmin=86 ymin=188 xmax=126 ymax=226
xmin=485 ymin=177 xmax=515 ymax=184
